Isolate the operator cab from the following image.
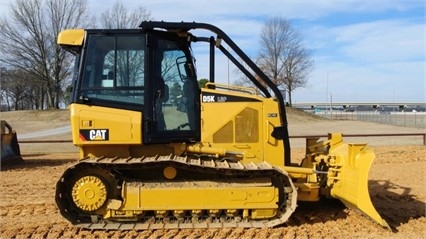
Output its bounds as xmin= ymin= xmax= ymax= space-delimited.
xmin=67 ymin=29 xmax=200 ymax=144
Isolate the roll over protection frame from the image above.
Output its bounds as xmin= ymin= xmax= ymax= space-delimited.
xmin=140 ymin=21 xmax=291 ymax=166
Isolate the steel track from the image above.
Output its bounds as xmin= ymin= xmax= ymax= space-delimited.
xmin=56 ymin=154 xmax=298 ymax=230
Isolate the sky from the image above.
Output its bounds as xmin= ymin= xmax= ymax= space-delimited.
xmin=1 ymin=0 xmax=424 ymax=104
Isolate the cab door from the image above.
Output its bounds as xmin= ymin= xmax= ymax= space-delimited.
xmin=143 ymin=33 xmax=200 ymax=144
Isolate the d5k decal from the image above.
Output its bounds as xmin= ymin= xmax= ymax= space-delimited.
xmin=80 ymin=129 xmax=109 ymax=141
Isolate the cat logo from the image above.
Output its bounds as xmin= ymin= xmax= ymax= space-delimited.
xmin=79 ymin=129 xmax=109 ymax=141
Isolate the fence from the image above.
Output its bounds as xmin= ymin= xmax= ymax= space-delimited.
xmin=317 ymin=111 xmax=426 ymax=128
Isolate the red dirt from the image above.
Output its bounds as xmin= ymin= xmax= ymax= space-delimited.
xmin=1 ymin=109 xmax=425 ymax=238
xmin=1 ymin=145 xmax=425 ymax=239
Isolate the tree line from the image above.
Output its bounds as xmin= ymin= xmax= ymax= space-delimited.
xmin=0 ymin=0 xmax=312 ymax=111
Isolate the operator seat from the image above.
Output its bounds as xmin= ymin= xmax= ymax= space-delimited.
xmin=154 ymin=76 xmax=169 ymax=131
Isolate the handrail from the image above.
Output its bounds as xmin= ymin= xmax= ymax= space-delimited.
xmin=289 ymin=133 xmax=426 ymax=145
xmin=18 ymin=133 xmax=426 ymax=145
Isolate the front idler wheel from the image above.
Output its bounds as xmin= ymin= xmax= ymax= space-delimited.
xmin=71 ymin=175 xmax=108 ymax=212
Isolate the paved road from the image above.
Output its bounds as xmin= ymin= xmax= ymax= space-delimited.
xmin=18 ymin=126 xmax=71 ymax=140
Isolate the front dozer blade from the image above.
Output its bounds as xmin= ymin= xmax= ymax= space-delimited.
xmin=1 ymin=120 xmax=23 ymax=167
xmin=326 ymin=136 xmax=389 ymax=228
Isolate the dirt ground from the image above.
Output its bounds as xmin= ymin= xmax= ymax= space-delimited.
xmin=1 ymin=109 xmax=425 ymax=238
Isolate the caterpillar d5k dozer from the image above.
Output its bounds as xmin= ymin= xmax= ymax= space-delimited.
xmin=1 ymin=120 xmax=23 ymax=167
xmin=55 ymin=21 xmax=389 ymax=229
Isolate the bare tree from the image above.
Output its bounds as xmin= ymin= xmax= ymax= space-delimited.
xmin=0 ymin=0 xmax=88 ymax=109
xmin=99 ymin=1 xmax=152 ymax=29
xmin=257 ymin=16 xmax=313 ymax=106
xmin=1 ymin=69 xmax=34 ymax=110
xmin=0 ymin=68 xmax=12 ymax=111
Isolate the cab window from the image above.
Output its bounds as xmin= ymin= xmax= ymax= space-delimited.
xmin=80 ymin=34 xmax=145 ymax=106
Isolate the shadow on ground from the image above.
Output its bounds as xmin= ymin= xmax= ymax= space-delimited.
xmin=370 ymin=180 xmax=426 ymax=231
xmin=1 ymin=154 xmax=75 ymax=171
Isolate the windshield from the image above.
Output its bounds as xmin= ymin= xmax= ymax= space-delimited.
xmin=79 ymin=34 xmax=145 ymax=106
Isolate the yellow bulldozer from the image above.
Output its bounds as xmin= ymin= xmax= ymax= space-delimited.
xmin=55 ymin=21 xmax=388 ymax=229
